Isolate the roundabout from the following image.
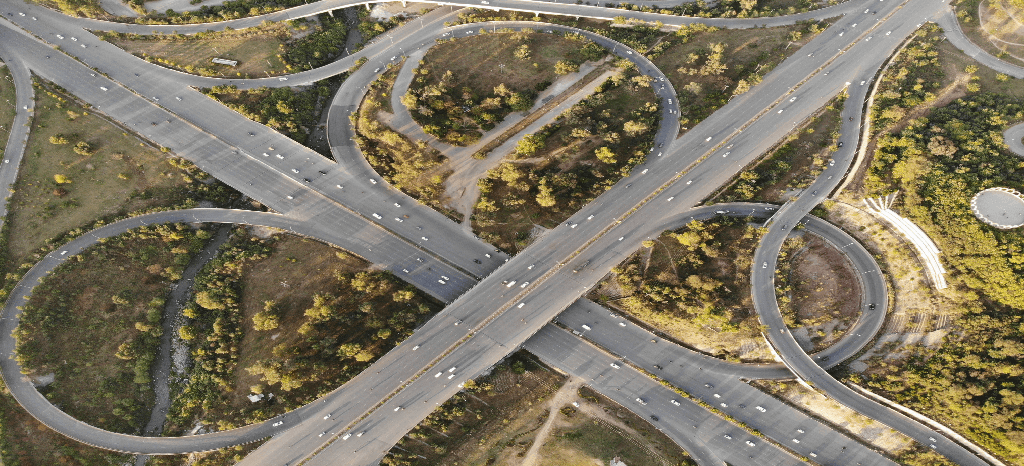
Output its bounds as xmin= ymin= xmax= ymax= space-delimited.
xmin=971 ymin=187 xmax=1024 ymax=229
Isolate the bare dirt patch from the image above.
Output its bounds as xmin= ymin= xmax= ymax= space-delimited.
xmin=753 ymin=379 xmax=914 ymax=455
xmin=102 ymin=22 xmax=304 ymax=78
xmin=785 ymin=233 xmax=862 ymax=352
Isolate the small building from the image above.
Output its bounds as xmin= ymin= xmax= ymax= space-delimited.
xmin=247 ymin=393 xmax=264 ymax=403
xmin=211 ymin=57 xmax=238 ymax=67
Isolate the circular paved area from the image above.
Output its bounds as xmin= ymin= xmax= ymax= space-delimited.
xmin=972 ymin=187 xmax=1024 ymax=229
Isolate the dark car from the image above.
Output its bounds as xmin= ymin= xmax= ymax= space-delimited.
xmin=650 ymin=415 xmax=659 ymax=422
xmin=869 ymin=303 xmax=876 ymax=310
xmin=838 ymin=141 xmax=844 ymax=147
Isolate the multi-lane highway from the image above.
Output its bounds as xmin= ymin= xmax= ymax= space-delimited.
xmin=0 ymin=0 xmax=1013 ymax=464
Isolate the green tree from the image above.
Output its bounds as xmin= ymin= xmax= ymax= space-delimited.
xmin=595 ymin=146 xmax=617 ymax=164
xmin=554 ymin=60 xmax=579 ymax=75
xmin=73 ymin=141 xmax=94 ymax=156
xmin=49 ymin=134 xmax=69 ymax=145
xmin=53 ymin=174 xmax=72 ymax=184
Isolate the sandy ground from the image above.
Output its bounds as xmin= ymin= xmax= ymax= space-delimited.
xmin=824 ymin=202 xmax=954 ymax=373
xmin=757 ymin=380 xmax=914 ymax=455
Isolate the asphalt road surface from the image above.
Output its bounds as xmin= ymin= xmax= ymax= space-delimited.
xmin=0 ymin=0 xmax=1006 ymax=464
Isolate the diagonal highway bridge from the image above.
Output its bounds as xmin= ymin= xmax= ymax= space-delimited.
xmin=0 ymin=0 xmax=1003 ymax=464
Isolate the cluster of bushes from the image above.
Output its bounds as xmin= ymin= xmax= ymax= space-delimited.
xmin=166 ymin=229 xmax=273 ymax=433
xmin=855 ymin=28 xmax=1024 ymax=464
xmin=869 ymin=26 xmax=946 ymax=131
xmin=280 ymin=14 xmax=348 ymax=72
xmin=204 ymin=84 xmax=328 ymax=144
xmin=353 ymin=66 xmax=449 ymax=213
xmin=472 ymin=64 xmax=658 ymax=253
xmin=356 ymin=8 xmax=400 ymax=44
xmin=404 ymin=30 xmax=605 ymax=146
xmin=33 ymin=0 xmax=105 ymax=18
xmin=132 ymin=0 xmax=305 ymax=25
xmin=13 ymin=223 xmax=208 ymax=435
xmin=612 ymin=218 xmax=765 ymax=338
xmin=607 ymin=0 xmax=824 ymax=19
xmin=244 ymin=269 xmax=439 ymax=394
xmin=166 ymin=232 xmax=442 ymax=435
xmin=721 ymin=94 xmax=845 ymax=202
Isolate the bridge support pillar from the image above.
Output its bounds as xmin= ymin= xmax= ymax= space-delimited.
xmin=535 ymin=11 xmax=539 ymax=16
xmin=365 ymin=2 xmax=372 ymax=10
xmin=401 ymin=0 xmax=406 ymax=6
xmin=327 ymin=9 xmax=334 ymax=17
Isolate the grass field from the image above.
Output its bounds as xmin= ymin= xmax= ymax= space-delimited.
xmin=14 ymin=225 xmax=207 ymax=435
xmin=418 ymin=32 xmax=580 ymax=99
xmin=383 ymin=354 xmax=694 ymax=466
xmin=407 ymin=30 xmax=605 ymax=145
xmin=471 ymin=71 xmax=659 ymax=254
xmin=5 ymin=80 xmax=199 ymax=264
xmin=161 ymin=232 xmax=444 ymax=442
xmin=651 ymin=21 xmax=824 ymax=131
xmin=103 ymin=24 xmax=297 ymax=78
xmin=591 ymin=217 xmax=770 ymax=360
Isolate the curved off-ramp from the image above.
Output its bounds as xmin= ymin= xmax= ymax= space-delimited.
xmin=937 ymin=8 xmax=1024 ymax=79
xmin=0 ymin=207 xmax=480 ymax=455
xmin=557 ymin=202 xmax=890 ymax=382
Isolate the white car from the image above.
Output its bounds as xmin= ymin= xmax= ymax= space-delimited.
xmin=520 ymin=281 xmax=529 ymax=288
xmin=372 ymin=213 xmax=382 ymax=219
xmin=342 ymin=433 xmax=351 ymax=440
xmin=569 ymin=223 xmax=578 ymax=228
xmin=610 ymin=362 xmax=620 ymax=369
xmin=618 ymin=322 xmax=626 ymax=327
xmin=755 ymin=406 xmax=766 ymax=412
xmin=278 ymin=77 xmax=288 ymax=81
xmin=746 ymin=440 xmax=756 ymax=447
xmin=670 ymin=399 xmax=681 ymax=406
xmin=505 ymin=280 xmax=517 ymax=288
xmin=273 ymin=421 xmax=284 ymax=427
xmin=635 ymin=397 xmax=647 ymax=405
xmin=369 ymin=178 xmax=378 ymax=184
xmin=395 ymin=217 xmax=403 ymax=223
xmin=435 ymin=372 xmax=443 ymax=378
xmin=324 ymin=414 xmax=332 ymax=419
